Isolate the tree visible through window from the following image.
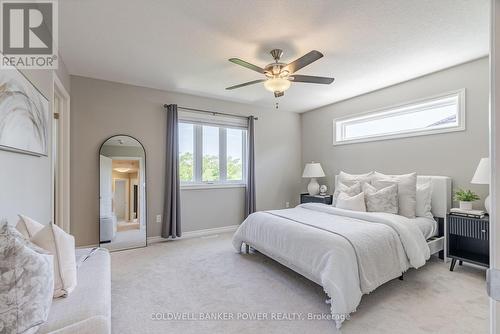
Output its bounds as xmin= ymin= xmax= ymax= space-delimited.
xmin=179 ymin=123 xmax=194 ymax=182
xmin=202 ymin=125 xmax=219 ymax=182
xmin=178 ymin=122 xmax=246 ymax=185
xmin=227 ymin=128 xmax=243 ymax=180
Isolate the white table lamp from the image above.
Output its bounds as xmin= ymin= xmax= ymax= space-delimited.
xmin=302 ymin=162 xmax=325 ymax=195
xmin=471 ymin=157 xmax=490 ymax=212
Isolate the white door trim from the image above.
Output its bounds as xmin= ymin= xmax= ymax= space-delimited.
xmin=491 ymin=1 xmax=500 ymax=332
xmin=52 ymin=73 xmax=71 ymax=233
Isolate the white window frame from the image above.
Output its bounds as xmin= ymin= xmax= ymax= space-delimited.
xmin=179 ymin=122 xmax=247 ymax=189
xmin=332 ymin=89 xmax=466 ymax=146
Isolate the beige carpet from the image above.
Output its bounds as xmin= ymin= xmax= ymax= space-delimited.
xmin=111 ymin=233 xmax=488 ymax=334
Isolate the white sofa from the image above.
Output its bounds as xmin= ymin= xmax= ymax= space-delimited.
xmin=39 ymin=248 xmax=111 ymax=334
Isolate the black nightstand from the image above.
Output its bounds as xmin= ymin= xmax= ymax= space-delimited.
xmin=300 ymin=193 xmax=332 ymax=205
xmin=447 ymin=214 xmax=489 ymax=271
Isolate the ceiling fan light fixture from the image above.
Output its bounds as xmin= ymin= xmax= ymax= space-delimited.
xmin=264 ymin=77 xmax=291 ymax=93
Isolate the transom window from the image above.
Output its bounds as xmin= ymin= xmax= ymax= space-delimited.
xmin=179 ymin=119 xmax=247 ymax=186
xmin=333 ymin=89 xmax=465 ymax=145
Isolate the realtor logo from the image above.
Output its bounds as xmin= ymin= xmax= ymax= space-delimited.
xmin=0 ymin=0 xmax=58 ymax=69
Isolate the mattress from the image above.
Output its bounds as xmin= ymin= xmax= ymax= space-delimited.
xmin=412 ymin=216 xmax=438 ymax=240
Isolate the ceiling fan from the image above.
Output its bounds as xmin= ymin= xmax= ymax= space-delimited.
xmin=226 ymin=49 xmax=334 ymax=98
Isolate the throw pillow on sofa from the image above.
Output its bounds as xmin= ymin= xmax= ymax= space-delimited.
xmin=16 ymin=214 xmax=44 ymax=239
xmin=0 ymin=220 xmax=54 ymax=334
xmin=31 ymin=223 xmax=77 ymax=298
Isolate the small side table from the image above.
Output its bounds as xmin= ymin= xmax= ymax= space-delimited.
xmin=300 ymin=193 xmax=332 ymax=205
xmin=447 ymin=214 xmax=489 ymax=271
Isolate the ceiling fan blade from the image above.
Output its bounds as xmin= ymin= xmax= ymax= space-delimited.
xmin=285 ymin=50 xmax=324 ymax=74
xmin=290 ymin=75 xmax=334 ymax=84
xmin=226 ymin=79 xmax=265 ymax=90
xmin=229 ymin=58 xmax=266 ymax=74
xmin=274 ymin=91 xmax=284 ymax=98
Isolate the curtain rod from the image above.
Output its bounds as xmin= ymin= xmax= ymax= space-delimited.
xmin=163 ymin=104 xmax=258 ymax=121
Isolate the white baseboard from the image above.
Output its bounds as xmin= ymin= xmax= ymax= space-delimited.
xmin=147 ymin=225 xmax=239 ymax=244
xmin=77 ymin=225 xmax=238 ymax=249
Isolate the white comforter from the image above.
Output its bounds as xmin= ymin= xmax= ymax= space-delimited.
xmin=232 ymin=203 xmax=430 ymax=328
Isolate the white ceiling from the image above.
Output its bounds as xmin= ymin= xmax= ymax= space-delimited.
xmin=60 ymin=0 xmax=489 ymax=113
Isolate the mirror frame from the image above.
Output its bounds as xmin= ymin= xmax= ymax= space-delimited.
xmin=98 ymin=134 xmax=147 ymax=251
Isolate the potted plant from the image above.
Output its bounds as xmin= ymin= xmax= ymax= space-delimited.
xmin=453 ymin=189 xmax=480 ymax=210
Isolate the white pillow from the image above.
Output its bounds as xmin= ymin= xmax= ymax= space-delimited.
xmin=416 ymin=182 xmax=433 ymax=218
xmin=337 ymin=171 xmax=374 ymax=187
xmin=31 ymin=223 xmax=77 ymax=298
xmin=332 ymin=181 xmax=361 ymax=206
xmin=372 ymin=172 xmax=417 ymax=218
xmin=16 ymin=214 xmax=44 ymax=239
xmin=363 ymin=183 xmax=398 ymax=214
xmin=336 ymin=191 xmax=367 ymax=212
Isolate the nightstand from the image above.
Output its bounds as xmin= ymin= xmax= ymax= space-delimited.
xmin=447 ymin=214 xmax=489 ymax=271
xmin=300 ymin=193 xmax=332 ymax=205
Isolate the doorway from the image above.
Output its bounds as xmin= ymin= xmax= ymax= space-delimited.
xmin=52 ymin=74 xmax=70 ymax=233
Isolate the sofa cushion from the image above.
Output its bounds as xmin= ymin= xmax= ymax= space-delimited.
xmin=0 ymin=221 xmax=54 ymax=334
xmin=38 ymin=248 xmax=111 ymax=334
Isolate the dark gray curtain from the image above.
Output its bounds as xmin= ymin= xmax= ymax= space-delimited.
xmin=162 ymin=104 xmax=181 ymax=238
xmin=245 ymin=116 xmax=256 ymax=217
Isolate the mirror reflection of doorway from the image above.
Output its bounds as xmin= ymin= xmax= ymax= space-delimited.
xmin=99 ymin=135 xmax=146 ymax=251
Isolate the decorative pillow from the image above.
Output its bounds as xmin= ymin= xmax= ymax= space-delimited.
xmin=31 ymin=223 xmax=77 ymax=298
xmin=372 ymin=172 xmax=417 ymax=218
xmin=416 ymin=182 xmax=433 ymax=218
xmin=16 ymin=214 xmax=44 ymax=239
xmin=335 ymin=191 xmax=367 ymax=212
xmin=363 ymin=183 xmax=398 ymax=214
xmin=332 ymin=181 xmax=361 ymax=206
xmin=0 ymin=220 xmax=54 ymax=334
xmin=337 ymin=171 xmax=374 ymax=187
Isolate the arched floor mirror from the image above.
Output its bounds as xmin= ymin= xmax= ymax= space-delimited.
xmin=99 ymin=135 xmax=147 ymax=251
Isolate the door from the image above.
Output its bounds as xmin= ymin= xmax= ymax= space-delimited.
xmin=491 ymin=1 xmax=500 ymax=332
xmin=100 ymin=155 xmax=113 ymax=218
xmin=52 ymin=74 xmax=70 ymax=233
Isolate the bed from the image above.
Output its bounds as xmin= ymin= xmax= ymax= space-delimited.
xmin=232 ymin=175 xmax=451 ymax=328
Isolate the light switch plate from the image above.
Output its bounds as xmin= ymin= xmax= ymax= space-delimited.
xmin=156 ymin=215 xmax=162 ymax=223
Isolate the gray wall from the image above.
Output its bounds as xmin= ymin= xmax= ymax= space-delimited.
xmin=100 ymin=145 xmax=145 ymax=158
xmin=70 ymin=76 xmax=302 ymax=246
xmin=0 ymin=58 xmax=71 ymax=225
xmin=301 ymin=57 xmax=490 ymax=209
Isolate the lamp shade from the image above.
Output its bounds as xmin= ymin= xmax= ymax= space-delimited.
xmin=471 ymin=157 xmax=490 ymax=184
xmin=302 ymin=162 xmax=325 ymax=178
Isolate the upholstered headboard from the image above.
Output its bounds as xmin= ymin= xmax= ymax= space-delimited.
xmin=333 ymin=174 xmax=452 ymax=218
xmin=417 ymin=175 xmax=452 ymax=219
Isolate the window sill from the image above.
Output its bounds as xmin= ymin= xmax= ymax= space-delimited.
xmin=181 ymin=183 xmax=246 ymax=190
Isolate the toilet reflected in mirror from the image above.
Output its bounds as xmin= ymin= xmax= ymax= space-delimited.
xmin=99 ymin=135 xmax=146 ymax=251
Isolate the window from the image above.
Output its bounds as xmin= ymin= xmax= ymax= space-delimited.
xmin=179 ymin=121 xmax=247 ymax=187
xmin=226 ymin=128 xmax=244 ymax=181
xmin=202 ymin=125 xmax=220 ymax=182
xmin=179 ymin=123 xmax=194 ymax=182
xmin=333 ymin=89 xmax=465 ymax=145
